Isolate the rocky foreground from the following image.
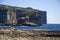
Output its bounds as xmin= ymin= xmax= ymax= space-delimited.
xmin=0 ymin=28 xmax=60 ymax=40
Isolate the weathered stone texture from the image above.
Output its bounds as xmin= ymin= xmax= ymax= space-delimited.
xmin=0 ymin=28 xmax=60 ymax=40
xmin=0 ymin=4 xmax=47 ymax=26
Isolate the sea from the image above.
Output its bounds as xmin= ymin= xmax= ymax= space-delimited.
xmin=0 ymin=24 xmax=60 ymax=30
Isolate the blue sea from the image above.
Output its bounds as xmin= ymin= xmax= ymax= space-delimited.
xmin=0 ymin=24 xmax=60 ymax=30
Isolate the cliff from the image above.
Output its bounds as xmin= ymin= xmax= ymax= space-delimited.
xmin=0 ymin=4 xmax=47 ymax=26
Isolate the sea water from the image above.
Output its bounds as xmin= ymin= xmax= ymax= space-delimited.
xmin=0 ymin=24 xmax=60 ymax=30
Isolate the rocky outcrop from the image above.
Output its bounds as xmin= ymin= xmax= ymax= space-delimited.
xmin=0 ymin=4 xmax=47 ymax=26
xmin=0 ymin=28 xmax=60 ymax=40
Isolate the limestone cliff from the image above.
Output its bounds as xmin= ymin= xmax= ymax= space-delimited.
xmin=0 ymin=4 xmax=47 ymax=26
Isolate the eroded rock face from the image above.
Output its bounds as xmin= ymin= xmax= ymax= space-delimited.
xmin=0 ymin=4 xmax=47 ymax=26
xmin=0 ymin=28 xmax=60 ymax=40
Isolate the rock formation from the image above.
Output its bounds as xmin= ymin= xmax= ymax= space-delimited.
xmin=0 ymin=28 xmax=60 ymax=40
xmin=0 ymin=4 xmax=47 ymax=26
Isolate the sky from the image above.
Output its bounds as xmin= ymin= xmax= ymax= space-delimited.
xmin=0 ymin=0 xmax=60 ymax=24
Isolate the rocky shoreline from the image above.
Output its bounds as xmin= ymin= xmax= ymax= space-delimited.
xmin=0 ymin=28 xmax=60 ymax=40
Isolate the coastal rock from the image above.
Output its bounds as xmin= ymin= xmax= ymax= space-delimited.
xmin=0 ymin=28 xmax=60 ymax=40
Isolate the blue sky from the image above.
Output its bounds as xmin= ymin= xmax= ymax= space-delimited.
xmin=0 ymin=0 xmax=60 ymax=24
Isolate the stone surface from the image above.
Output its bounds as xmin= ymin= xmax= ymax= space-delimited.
xmin=0 ymin=28 xmax=60 ymax=40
